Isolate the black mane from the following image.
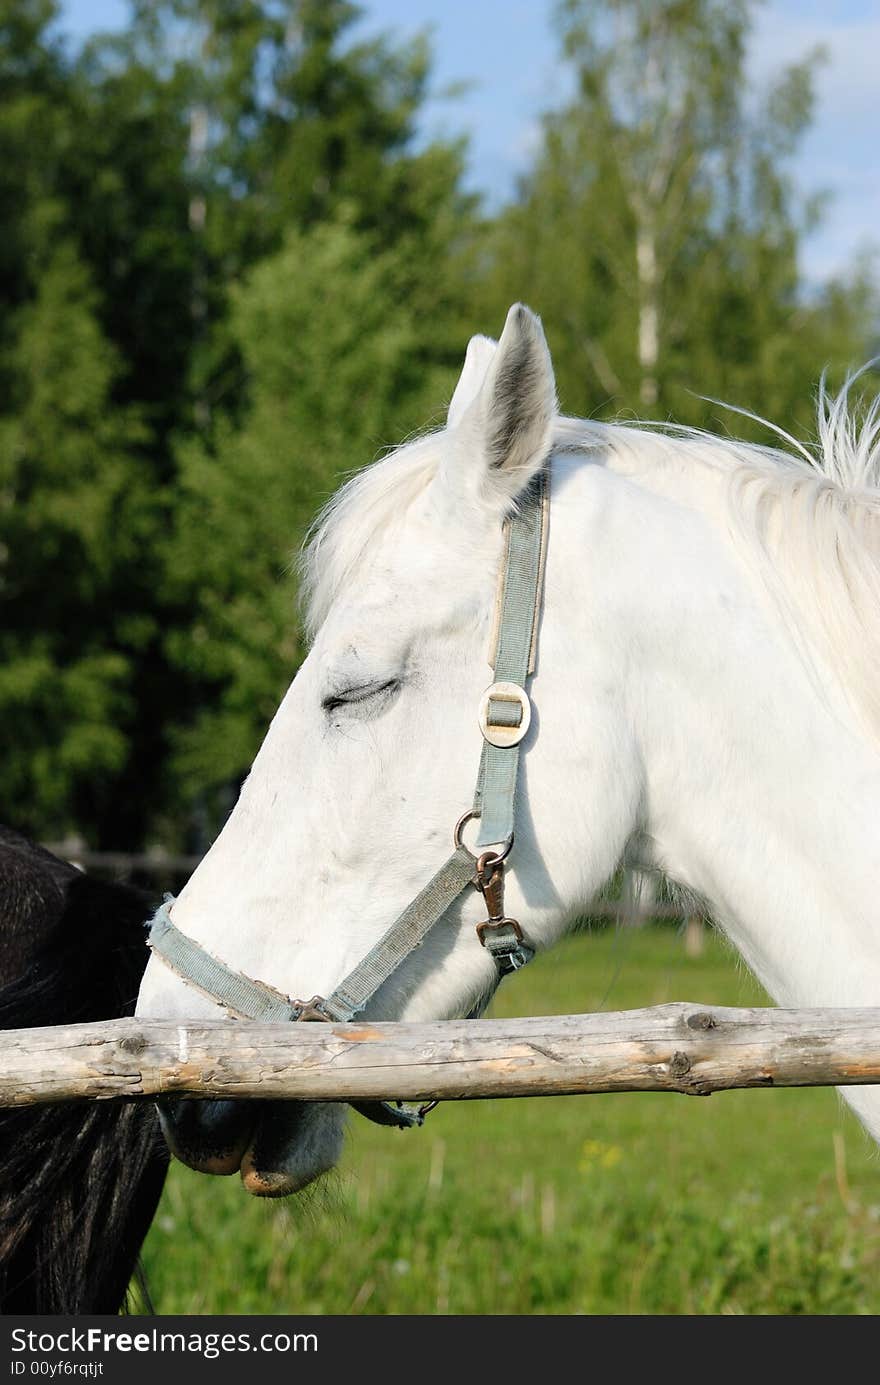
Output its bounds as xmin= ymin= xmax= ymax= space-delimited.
xmin=0 ymin=829 xmax=169 ymax=1313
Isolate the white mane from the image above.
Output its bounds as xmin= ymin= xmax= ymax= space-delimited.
xmin=302 ymin=375 xmax=880 ymax=743
xmin=560 ymin=371 xmax=880 ymax=747
xmin=301 ymin=431 xmax=443 ymax=637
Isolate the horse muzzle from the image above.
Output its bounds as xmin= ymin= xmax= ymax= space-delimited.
xmin=156 ymin=1097 xmax=346 ymax=1195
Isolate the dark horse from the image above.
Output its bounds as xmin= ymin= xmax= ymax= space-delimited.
xmin=0 ymin=827 xmax=169 ymax=1313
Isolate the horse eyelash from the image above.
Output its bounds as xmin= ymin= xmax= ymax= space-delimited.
xmin=321 ymin=678 xmax=402 ymax=715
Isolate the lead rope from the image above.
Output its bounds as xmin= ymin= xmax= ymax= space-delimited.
xmin=147 ymin=465 xmax=550 ymax=1130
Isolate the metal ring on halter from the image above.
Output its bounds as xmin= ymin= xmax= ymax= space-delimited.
xmin=453 ymin=809 xmax=514 ymax=863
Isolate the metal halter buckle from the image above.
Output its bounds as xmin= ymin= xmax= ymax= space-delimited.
xmin=478 ymin=681 xmax=532 ymax=748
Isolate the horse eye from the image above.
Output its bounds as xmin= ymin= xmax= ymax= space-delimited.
xmin=321 ymin=678 xmax=401 ymax=716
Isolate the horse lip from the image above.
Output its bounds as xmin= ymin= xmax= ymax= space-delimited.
xmin=239 ymin=1149 xmax=303 ymax=1197
xmin=237 ymin=1102 xmax=314 ymax=1197
xmin=156 ymin=1097 xmax=261 ymax=1176
xmin=238 ymin=1100 xmax=347 ymax=1197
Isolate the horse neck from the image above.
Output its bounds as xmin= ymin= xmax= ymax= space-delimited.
xmin=576 ymin=448 xmax=880 ymax=1014
xmin=564 ymin=446 xmax=880 ymax=1141
xmin=642 ymin=641 xmax=880 ymax=1012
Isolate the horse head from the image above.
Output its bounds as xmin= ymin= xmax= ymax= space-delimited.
xmin=136 ymin=304 xmax=645 ymax=1192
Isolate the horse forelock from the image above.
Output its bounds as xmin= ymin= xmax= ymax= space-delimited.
xmin=299 ymin=430 xmax=444 ymax=638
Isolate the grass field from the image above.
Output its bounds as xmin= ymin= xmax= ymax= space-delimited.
xmin=137 ymin=925 xmax=880 ymax=1315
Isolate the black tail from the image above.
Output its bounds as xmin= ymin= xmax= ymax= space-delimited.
xmin=0 ymin=867 xmax=169 ymax=1314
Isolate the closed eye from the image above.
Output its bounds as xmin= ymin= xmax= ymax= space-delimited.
xmin=321 ymin=678 xmax=402 ymax=716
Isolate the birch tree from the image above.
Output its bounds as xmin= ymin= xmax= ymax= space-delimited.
xmin=481 ymin=0 xmax=875 ymax=429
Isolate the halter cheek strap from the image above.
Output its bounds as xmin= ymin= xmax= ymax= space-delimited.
xmin=147 ymin=466 xmax=549 ymax=1129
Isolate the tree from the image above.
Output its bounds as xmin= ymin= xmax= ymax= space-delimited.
xmin=0 ymin=2 xmax=155 ymax=839
xmin=0 ymin=242 xmax=151 ymax=837
xmin=479 ymin=0 xmax=877 ymax=434
xmin=164 ymin=213 xmax=459 ymax=810
xmin=0 ymin=1 xmax=475 ymax=846
xmin=77 ymin=2 xmax=476 ymax=838
xmin=77 ymin=1 xmax=474 ymax=412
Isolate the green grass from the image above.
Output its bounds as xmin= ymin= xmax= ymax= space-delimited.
xmin=137 ymin=926 xmax=880 ymax=1315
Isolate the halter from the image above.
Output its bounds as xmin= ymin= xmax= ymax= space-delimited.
xmin=148 ymin=465 xmax=550 ymax=1129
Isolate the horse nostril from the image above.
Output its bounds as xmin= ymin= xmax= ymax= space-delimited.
xmin=156 ymin=1098 xmax=261 ymax=1175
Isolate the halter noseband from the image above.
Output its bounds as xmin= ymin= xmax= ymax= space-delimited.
xmin=148 ymin=465 xmax=549 ymax=1129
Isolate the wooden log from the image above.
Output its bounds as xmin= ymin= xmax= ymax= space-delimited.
xmin=1 ymin=1004 xmax=880 ymax=1108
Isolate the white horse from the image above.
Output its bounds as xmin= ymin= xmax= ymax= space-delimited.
xmin=137 ymin=304 xmax=880 ymax=1196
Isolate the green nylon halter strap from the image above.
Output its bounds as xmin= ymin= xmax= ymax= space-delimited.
xmin=146 ymin=463 xmax=550 ymax=1122
xmin=323 ymin=845 xmax=477 ymax=1021
xmin=148 ymin=902 xmax=304 ymax=1023
xmin=473 ymin=468 xmax=547 ymax=848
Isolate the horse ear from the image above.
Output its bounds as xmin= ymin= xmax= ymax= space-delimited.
xmin=447 ymin=334 xmax=497 ymax=429
xmin=449 ymin=304 xmax=557 ymax=500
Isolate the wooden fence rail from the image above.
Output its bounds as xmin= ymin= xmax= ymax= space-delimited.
xmin=2 ymin=1004 xmax=880 ymax=1108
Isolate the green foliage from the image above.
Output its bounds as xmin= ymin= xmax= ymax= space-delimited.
xmin=165 ymin=212 xmax=458 ymax=796
xmin=138 ymin=928 xmax=880 ymax=1315
xmin=0 ymin=1 xmax=472 ymax=843
xmin=79 ymin=1 xmax=472 ymax=412
xmin=479 ymin=0 xmax=877 ymax=435
xmin=0 ymin=234 xmax=151 ymax=832
xmin=0 ymin=0 xmax=153 ymax=831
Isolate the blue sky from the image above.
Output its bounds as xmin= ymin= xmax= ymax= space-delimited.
xmin=60 ymin=1 xmax=879 ymax=284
